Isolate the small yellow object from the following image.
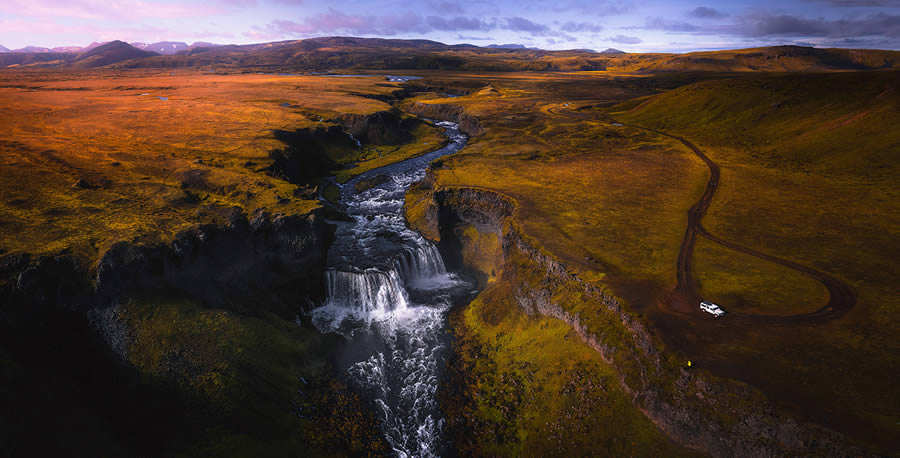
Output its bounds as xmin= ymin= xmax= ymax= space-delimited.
xmin=687 ymin=360 xmax=692 ymax=367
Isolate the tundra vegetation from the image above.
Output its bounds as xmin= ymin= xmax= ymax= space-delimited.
xmin=1 ymin=42 xmax=898 ymax=455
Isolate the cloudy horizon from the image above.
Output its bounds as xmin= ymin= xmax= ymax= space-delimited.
xmin=1 ymin=0 xmax=898 ymax=53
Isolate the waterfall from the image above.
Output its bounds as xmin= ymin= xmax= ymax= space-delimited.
xmin=325 ymin=268 xmax=410 ymax=313
xmin=323 ymin=242 xmax=448 ymax=314
xmin=309 ymin=121 xmax=472 ymax=458
xmin=395 ymin=244 xmax=447 ymax=284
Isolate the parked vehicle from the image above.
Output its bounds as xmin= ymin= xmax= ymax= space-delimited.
xmin=700 ymin=301 xmax=726 ymax=317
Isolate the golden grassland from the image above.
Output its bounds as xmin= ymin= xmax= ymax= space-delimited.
xmin=443 ymin=282 xmax=694 ymax=456
xmin=613 ymin=72 xmax=900 ymax=447
xmin=3 ymin=63 xmax=899 ymax=452
xmin=0 ymin=69 xmax=438 ymax=263
xmin=409 ymin=70 xmax=899 ymax=450
xmin=0 ymin=68 xmax=436 ymax=455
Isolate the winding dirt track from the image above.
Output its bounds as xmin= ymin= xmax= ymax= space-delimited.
xmin=545 ymin=104 xmax=856 ymax=324
xmin=614 ymin=124 xmax=856 ymax=324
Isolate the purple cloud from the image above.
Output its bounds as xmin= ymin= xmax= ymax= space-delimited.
xmin=644 ymin=17 xmax=700 ymax=32
xmin=560 ymin=21 xmax=604 ymax=33
xmin=689 ymin=7 xmax=727 ymax=19
xmin=734 ymin=12 xmax=900 ymax=37
xmin=426 ymin=16 xmax=492 ymax=31
xmin=504 ymin=16 xmax=550 ymax=34
xmin=428 ymin=0 xmax=465 ymax=14
xmin=264 ymin=9 xmax=427 ymax=36
xmin=608 ymin=34 xmax=642 ymax=44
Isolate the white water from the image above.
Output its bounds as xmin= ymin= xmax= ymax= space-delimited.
xmin=311 ymin=122 xmax=472 ymax=457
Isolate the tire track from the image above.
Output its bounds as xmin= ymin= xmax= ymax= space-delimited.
xmin=544 ymin=103 xmax=856 ymax=324
xmin=612 ymin=121 xmax=856 ymax=324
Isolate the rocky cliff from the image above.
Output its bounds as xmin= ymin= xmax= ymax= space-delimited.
xmin=0 ymin=204 xmax=361 ymax=455
xmin=406 ymin=102 xmax=484 ymax=137
xmin=2 ymin=206 xmax=333 ymax=318
xmin=405 ymin=174 xmax=861 ymax=457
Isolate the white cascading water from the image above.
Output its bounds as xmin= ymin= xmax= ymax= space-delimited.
xmin=325 ymin=269 xmax=410 ymax=313
xmin=311 ymin=121 xmax=474 ymax=457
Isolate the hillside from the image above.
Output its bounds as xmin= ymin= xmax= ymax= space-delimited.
xmin=71 ymin=40 xmax=159 ymax=68
xmin=0 ymin=41 xmax=158 ymax=68
xmin=117 ymin=40 xmax=900 ymax=72
xmin=609 ymin=71 xmax=900 ymax=449
xmin=1 ymin=37 xmax=898 ymax=73
xmin=606 ymin=45 xmax=900 ymax=73
xmin=613 ymin=71 xmax=899 ymax=179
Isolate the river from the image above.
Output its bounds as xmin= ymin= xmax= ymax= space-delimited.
xmin=311 ymin=121 xmax=476 ymax=457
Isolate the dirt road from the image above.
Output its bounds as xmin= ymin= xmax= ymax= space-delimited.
xmin=619 ymin=123 xmax=856 ymax=324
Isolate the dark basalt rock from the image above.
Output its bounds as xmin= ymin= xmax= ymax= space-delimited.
xmin=2 ymin=206 xmax=334 ymax=318
xmin=72 ymin=178 xmax=97 ymax=189
xmin=338 ymin=109 xmax=418 ymax=145
xmin=266 ymin=126 xmax=348 ymax=185
xmin=406 ymin=102 xmax=484 ymax=137
xmin=354 ymin=174 xmax=390 ymax=193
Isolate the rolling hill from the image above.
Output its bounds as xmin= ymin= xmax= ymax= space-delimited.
xmin=70 ymin=40 xmax=159 ymax=68
xmin=613 ymin=71 xmax=899 ymax=178
xmin=606 ymin=45 xmax=900 ymax=72
xmin=111 ymin=39 xmax=900 ymax=72
xmin=0 ymin=37 xmax=897 ymax=73
xmin=0 ymin=41 xmax=158 ymax=68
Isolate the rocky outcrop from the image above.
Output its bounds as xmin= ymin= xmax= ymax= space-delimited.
xmin=1 ymin=206 xmax=334 ymax=318
xmin=406 ymin=102 xmax=484 ymax=137
xmin=267 ymin=126 xmax=350 ymax=184
xmin=407 ymin=176 xmax=861 ymax=457
xmin=338 ymin=109 xmax=419 ymax=145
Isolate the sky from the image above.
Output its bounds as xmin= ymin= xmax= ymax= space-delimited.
xmin=0 ymin=0 xmax=898 ymax=52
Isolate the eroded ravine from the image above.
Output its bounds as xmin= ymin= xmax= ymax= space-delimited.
xmin=310 ymin=121 xmax=476 ymax=457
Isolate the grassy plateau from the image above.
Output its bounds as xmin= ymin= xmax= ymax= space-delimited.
xmin=1 ymin=46 xmax=898 ymax=455
xmin=404 ymin=69 xmax=899 ymax=453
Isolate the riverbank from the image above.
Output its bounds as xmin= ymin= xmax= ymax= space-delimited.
xmin=0 ymin=70 xmax=447 ymax=455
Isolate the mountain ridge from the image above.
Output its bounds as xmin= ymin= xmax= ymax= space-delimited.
xmin=0 ymin=37 xmax=897 ymax=72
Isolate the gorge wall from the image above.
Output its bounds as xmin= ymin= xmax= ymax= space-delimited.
xmin=405 ymin=174 xmax=862 ymax=457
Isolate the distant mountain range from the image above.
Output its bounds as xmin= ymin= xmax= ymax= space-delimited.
xmin=487 ymin=44 xmax=534 ymax=50
xmin=0 ymin=37 xmax=897 ymax=73
xmin=0 ymin=40 xmax=158 ymax=68
xmin=0 ymin=41 xmax=221 ymax=55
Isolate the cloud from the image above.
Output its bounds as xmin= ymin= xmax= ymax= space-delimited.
xmin=456 ymin=34 xmax=494 ymax=41
xmin=534 ymin=0 xmax=633 ymax=15
xmin=428 ymin=0 xmax=465 ymax=13
xmin=734 ymin=12 xmax=900 ymax=38
xmin=643 ymin=17 xmax=699 ymax=32
xmin=220 ymin=0 xmax=257 ymax=6
xmin=635 ymin=10 xmax=900 ymax=48
xmin=689 ymin=7 xmax=727 ymax=19
xmin=1 ymin=0 xmax=222 ymax=20
xmin=504 ymin=16 xmax=550 ymax=34
xmin=426 ymin=16 xmax=492 ymax=31
xmin=813 ymin=0 xmax=900 ymax=6
xmin=256 ymin=12 xmax=608 ymax=41
xmin=262 ymin=9 xmax=427 ymax=36
xmin=258 ymin=12 xmax=589 ymax=39
xmin=608 ymin=34 xmax=642 ymax=44
xmin=560 ymin=21 xmax=604 ymax=33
